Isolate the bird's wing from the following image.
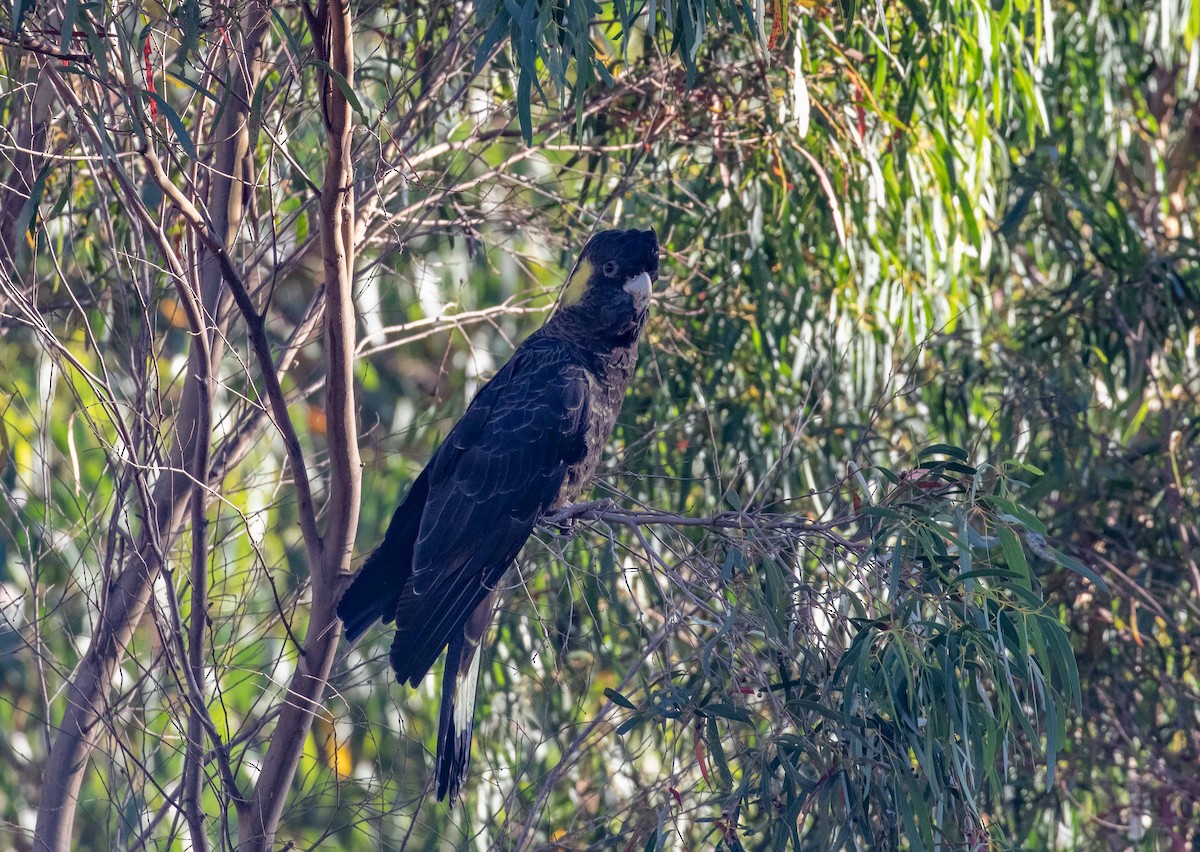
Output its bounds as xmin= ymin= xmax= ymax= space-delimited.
xmin=389 ymin=340 xmax=589 ymax=685
xmin=337 ymin=467 xmax=431 ymax=642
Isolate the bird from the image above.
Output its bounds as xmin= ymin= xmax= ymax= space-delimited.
xmin=337 ymin=227 xmax=659 ymax=803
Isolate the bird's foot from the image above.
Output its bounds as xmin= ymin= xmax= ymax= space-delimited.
xmin=545 ymin=498 xmax=615 ymax=537
xmin=591 ymin=497 xmax=617 ymax=515
xmin=553 ymin=518 xmax=579 ymax=538
xmin=548 ymin=505 xmax=581 ymax=537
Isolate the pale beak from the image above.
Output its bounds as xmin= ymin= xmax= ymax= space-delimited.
xmin=623 ymin=271 xmax=653 ymax=312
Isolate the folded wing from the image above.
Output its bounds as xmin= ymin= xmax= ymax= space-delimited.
xmin=389 ymin=339 xmax=590 ymax=686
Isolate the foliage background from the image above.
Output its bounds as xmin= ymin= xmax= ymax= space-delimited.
xmin=0 ymin=0 xmax=1197 ymax=848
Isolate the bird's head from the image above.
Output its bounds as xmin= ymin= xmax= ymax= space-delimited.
xmin=550 ymin=228 xmax=659 ymax=347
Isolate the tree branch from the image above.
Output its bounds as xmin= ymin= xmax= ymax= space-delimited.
xmin=0 ymin=25 xmax=92 ymax=62
xmin=540 ymin=500 xmax=861 ymax=549
xmin=139 ymin=145 xmax=324 ymax=573
xmin=236 ymin=0 xmax=361 ymax=845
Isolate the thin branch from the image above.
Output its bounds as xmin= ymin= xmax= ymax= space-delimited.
xmin=140 ymin=145 xmax=324 ymax=571
xmin=0 ymin=25 xmax=92 ymax=62
xmin=31 ymin=1 xmax=270 ymax=841
xmin=512 ymin=619 xmax=678 ymax=851
xmin=541 ymin=500 xmax=862 ymax=549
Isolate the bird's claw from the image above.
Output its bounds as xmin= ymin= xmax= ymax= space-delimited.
xmin=546 ymin=503 xmax=581 ymax=536
xmin=551 ymin=516 xmax=580 ymax=537
xmin=545 ymin=498 xmax=617 ymax=536
xmin=593 ymin=497 xmax=617 ymax=513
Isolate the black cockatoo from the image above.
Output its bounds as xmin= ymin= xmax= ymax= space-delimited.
xmin=338 ymin=228 xmax=659 ymax=802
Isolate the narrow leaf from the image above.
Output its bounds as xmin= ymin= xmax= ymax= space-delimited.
xmin=143 ymin=92 xmax=197 ymax=159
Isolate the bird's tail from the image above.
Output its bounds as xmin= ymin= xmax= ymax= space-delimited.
xmin=435 ymin=593 xmax=495 ymax=803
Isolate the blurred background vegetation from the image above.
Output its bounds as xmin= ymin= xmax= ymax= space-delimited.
xmin=0 ymin=0 xmax=1197 ymax=848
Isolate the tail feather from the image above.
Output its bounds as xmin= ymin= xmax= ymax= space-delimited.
xmin=436 ymin=635 xmax=482 ymax=803
xmin=435 ymin=593 xmax=495 ymax=803
xmin=337 ymin=470 xmax=430 ymax=642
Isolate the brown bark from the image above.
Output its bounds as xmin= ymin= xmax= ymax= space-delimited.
xmin=32 ymin=5 xmax=271 ymax=849
xmin=0 ymin=60 xmax=49 ymax=279
xmin=236 ymin=0 xmax=361 ymax=845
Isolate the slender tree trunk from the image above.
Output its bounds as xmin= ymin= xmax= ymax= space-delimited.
xmin=34 ymin=505 xmax=183 ymax=852
xmin=236 ymin=0 xmax=360 ymax=845
xmin=32 ymin=5 xmax=271 ymax=849
xmin=0 ymin=76 xmax=48 ymax=276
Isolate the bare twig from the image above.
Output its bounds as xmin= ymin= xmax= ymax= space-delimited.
xmin=0 ymin=25 xmax=92 ymax=62
xmin=140 ymin=145 xmax=324 ymax=573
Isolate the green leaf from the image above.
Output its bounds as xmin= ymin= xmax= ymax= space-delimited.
xmin=988 ymin=496 xmax=1047 ymax=534
xmin=248 ymin=76 xmax=269 ymax=149
xmin=272 ymin=8 xmax=306 ymax=61
xmin=706 ymin=717 xmax=734 ymax=790
xmin=955 ymin=186 xmax=981 ymax=246
xmin=957 ymin=512 xmax=973 ymax=579
xmin=952 ymin=568 xmax=1025 ymax=585
xmin=1046 ymin=547 xmax=1110 ymax=595
xmin=998 ymin=527 xmax=1030 ymax=588
xmin=1003 ymin=460 xmax=1045 ymax=477
xmin=60 ymin=0 xmax=80 ymax=54
xmin=48 ymin=166 xmax=73 ymax=219
xmin=935 ymin=460 xmax=978 ymax=477
xmin=616 ymin=715 xmax=644 ymax=735
xmin=516 ymin=69 xmax=533 ymax=143
xmin=13 ymin=164 xmax=51 ymax=249
xmin=166 ymin=71 xmax=220 ymax=104
xmin=309 ymin=60 xmax=368 ymax=118
xmin=860 ymin=506 xmax=904 ymax=521
xmin=1039 ymin=613 xmax=1081 ymax=709
xmin=474 ymin=6 xmax=512 ymax=76
xmin=143 ymin=92 xmax=197 ymax=160
xmin=604 ymin=687 xmax=637 ymax=710
xmin=702 ymin=703 xmax=753 ymax=724
xmin=918 ymin=443 xmax=969 ymax=462
xmin=12 ymin=0 xmax=31 ymax=33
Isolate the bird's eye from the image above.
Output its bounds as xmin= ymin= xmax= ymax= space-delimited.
xmin=602 ymin=261 xmax=619 ymax=277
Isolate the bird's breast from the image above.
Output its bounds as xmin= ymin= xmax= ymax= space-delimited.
xmin=552 ymin=353 xmax=637 ymax=507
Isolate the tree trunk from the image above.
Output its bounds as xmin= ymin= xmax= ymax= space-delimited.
xmin=32 ymin=5 xmax=271 ymax=849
